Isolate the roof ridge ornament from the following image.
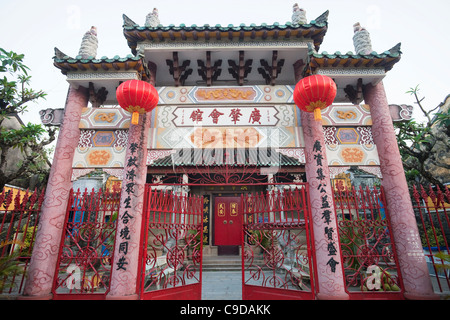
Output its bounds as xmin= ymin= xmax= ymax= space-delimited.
xmin=387 ymin=43 xmax=402 ymax=56
xmin=123 ymin=14 xmax=138 ymax=27
xmin=314 ymin=10 xmax=329 ymax=25
xmin=145 ymin=8 xmax=160 ymax=27
xmin=78 ymin=26 xmax=98 ymax=59
xmin=292 ymin=3 xmax=307 ymax=25
xmin=352 ymin=22 xmax=372 ymax=55
xmin=54 ymin=26 xmax=98 ymax=61
xmin=54 ymin=47 xmax=73 ymax=60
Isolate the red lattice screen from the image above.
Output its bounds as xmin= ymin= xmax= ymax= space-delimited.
xmin=52 ymin=188 xmax=120 ymax=299
xmin=333 ymin=184 xmax=404 ymax=299
xmin=242 ymin=186 xmax=316 ymax=300
xmin=0 ymin=188 xmax=45 ymax=296
xmin=140 ymin=186 xmax=203 ymax=300
xmin=411 ymin=185 xmax=450 ymax=294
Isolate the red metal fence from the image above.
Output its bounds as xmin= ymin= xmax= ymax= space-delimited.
xmin=140 ymin=187 xmax=203 ymax=300
xmin=332 ymin=184 xmax=404 ymax=299
xmin=242 ymin=186 xmax=316 ymax=300
xmin=0 ymin=187 xmax=45 ymax=296
xmin=1 ymin=182 xmax=449 ymax=299
xmin=411 ymin=185 xmax=450 ymax=294
xmin=52 ymin=188 xmax=120 ymax=299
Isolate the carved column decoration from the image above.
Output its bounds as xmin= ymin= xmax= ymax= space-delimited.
xmin=107 ymin=113 xmax=151 ymax=300
xmin=363 ymin=82 xmax=437 ymax=300
xmin=23 ymin=85 xmax=89 ymax=299
xmin=301 ymin=110 xmax=349 ymax=300
xmin=293 ymin=63 xmax=348 ymax=300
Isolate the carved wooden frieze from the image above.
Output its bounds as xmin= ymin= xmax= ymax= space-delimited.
xmin=73 ymin=129 xmax=129 ymax=168
xmin=321 ymin=104 xmax=380 ymax=166
xmin=324 ymin=126 xmax=374 ymax=145
xmin=326 ymin=144 xmax=380 ymax=166
xmin=79 ymin=107 xmax=131 ymax=129
xmin=157 ymin=85 xmax=295 ymax=104
xmin=321 ymin=104 xmax=372 ymax=126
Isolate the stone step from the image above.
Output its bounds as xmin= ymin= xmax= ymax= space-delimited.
xmin=202 ymin=256 xmax=242 ymax=271
xmin=203 ymin=266 xmax=242 ymax=272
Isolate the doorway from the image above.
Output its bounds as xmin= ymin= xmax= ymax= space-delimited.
xmin=214 ymin=196 xmax=242 ymax=255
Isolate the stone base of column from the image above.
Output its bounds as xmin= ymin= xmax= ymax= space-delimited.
xmin=17 ymin=293 xmax=53 ymax=300
xmin=106 ymin=293 xmax=139 ymax=300
xmin=316 ymin=292 xmax=349 ymax=300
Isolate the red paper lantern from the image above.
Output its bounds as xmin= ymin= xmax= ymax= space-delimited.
xmin=116 ymin=80 xmax=159 ymax=125
xmin=293 ymin=75 xmax=337 ymax=121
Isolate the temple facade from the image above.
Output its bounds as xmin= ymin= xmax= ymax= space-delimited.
xmin=21 ymin=5 xmax=438 ymax=300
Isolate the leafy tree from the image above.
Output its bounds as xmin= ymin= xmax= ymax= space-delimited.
xmin=0 ymin=48 xmax=57 ymax=190
xmin=394 ymin=85 xmax=450 ymax=189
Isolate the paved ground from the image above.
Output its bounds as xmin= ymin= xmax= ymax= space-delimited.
xmin=201 ymin=271 xmax=242 ymax=300
xmin=200 ymin=269 xmax=450 ymax=300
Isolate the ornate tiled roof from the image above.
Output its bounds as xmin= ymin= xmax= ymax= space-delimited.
xmin=122 ymin=11 xmax=329 ymax=54
xmin=53 ymin=53 xmax=148 ymax=80
xmin=308 ymin=43 xmax=402 ymax=74
xmin=149 ymin=148 xmax=304 ymax=167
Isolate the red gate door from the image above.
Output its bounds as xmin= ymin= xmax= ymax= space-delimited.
xmin=52 ymin=188 xmax=120 ymax=300
xmin=140 ymin=187 xmax=203 ymax=300
xmin=214 ymin=196 xmax=242 ymax=249
xmin=242 ymin=186 xmax=316 ymax=300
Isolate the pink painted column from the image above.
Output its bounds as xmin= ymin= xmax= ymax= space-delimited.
xmin=301 ymin=110 xmax=349 ymax=300
xmin=22 ymin=85 xmax=89 ymax=299
xmin=106 ymin=112 xmax=150 ymax=300
xmin=363 ymin=82 xmax=437 ymax=300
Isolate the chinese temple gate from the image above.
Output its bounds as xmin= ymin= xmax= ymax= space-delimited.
xmin=20 ymin=5 xmax=439 ymax=300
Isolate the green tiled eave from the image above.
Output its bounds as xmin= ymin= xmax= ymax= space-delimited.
xmin=122 ymin=11 xmax=329 ymax=54
xmin=150 ymin=150 xmax=303 ymax=167
xmin=123 ymin=20 xmax=327 ymax=33
xmin=308 ymin=43 xmax=402 ymax=73
xmin=53 ymin=54 xmax=148 ymax=79
xmin=54 ymin=54 xmax=142 ymax=64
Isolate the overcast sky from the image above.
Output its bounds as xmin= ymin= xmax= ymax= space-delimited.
xmin=2 ymin=0 xmax=449 ymax=125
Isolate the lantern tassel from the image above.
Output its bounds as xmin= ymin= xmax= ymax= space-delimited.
xmin=131 ymin=111 xmax=139 ymax=125
xmin=314 ymin=108 xmax=322 ymax=121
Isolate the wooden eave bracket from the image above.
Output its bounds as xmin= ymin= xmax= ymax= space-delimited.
xmin=166 ymin=52 xmax=192 ymax=86
xmin=147 ymin=61 xmax=157 ymax=86
xmin=88 ymin=82 xmax=108 ymax=108
xmin=258 ymin=51 xmax=285 ymax=85
xmin=344 ymin=78 xmax=363 ymax=104
xmin=197 ymin=51 xmax=222 ymax=86
xmin=228 ymin=51 xmax=252 ymax=86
